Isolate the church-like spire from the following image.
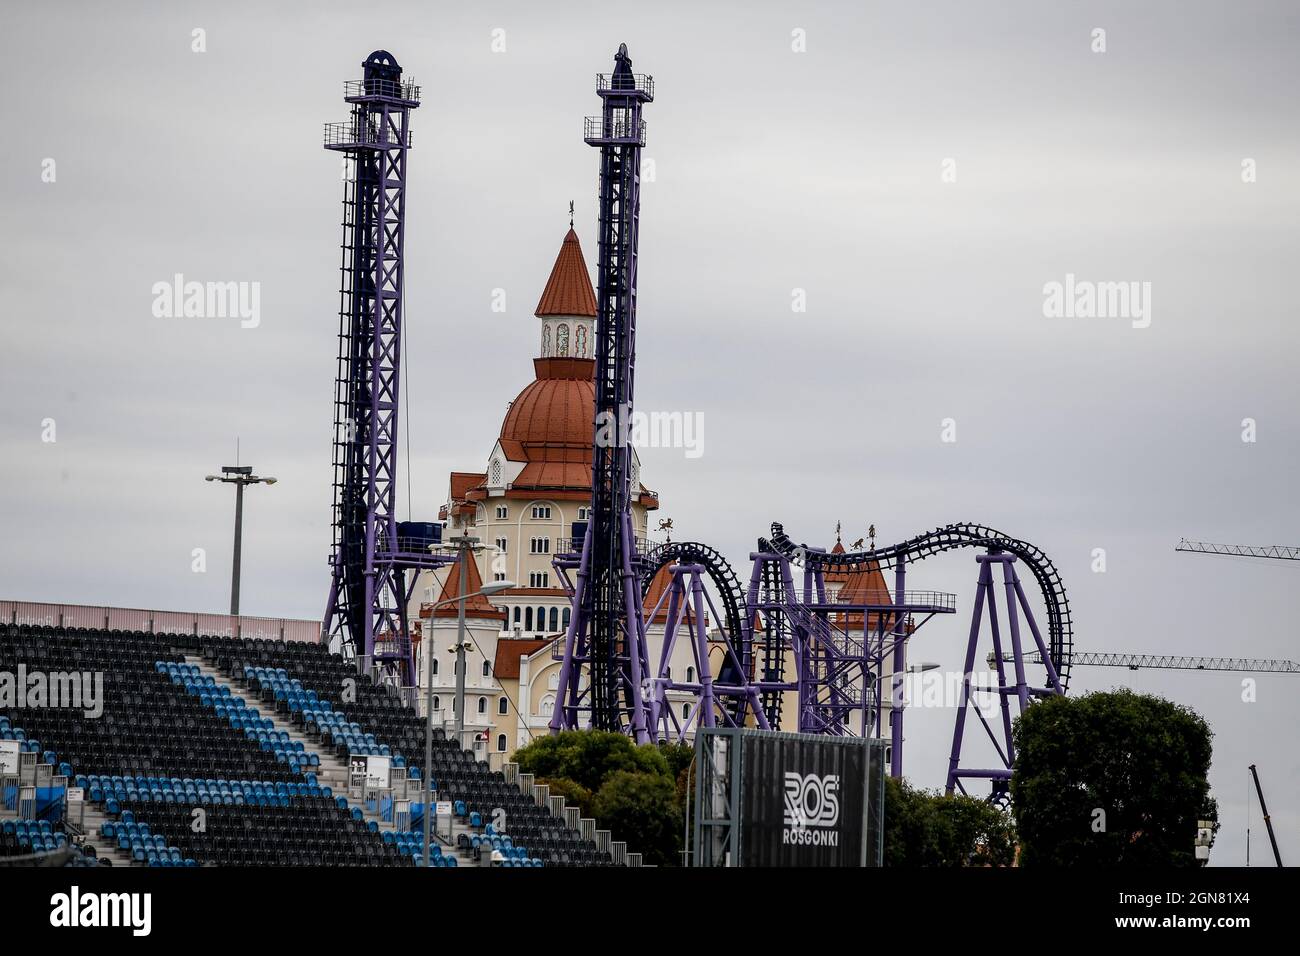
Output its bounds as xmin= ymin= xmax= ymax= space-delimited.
xmin=535 ymin=223 xmax=597 ymax=361
xmin=535 ymin=227 xmax=597 ymax=319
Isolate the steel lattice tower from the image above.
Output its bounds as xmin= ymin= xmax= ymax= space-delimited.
xmin=550 ymin=45 xmax=655 ymax=741
xmin=322 ymin=51 xmax=446 ymax=687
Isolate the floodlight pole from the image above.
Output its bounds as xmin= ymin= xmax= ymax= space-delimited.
xmin=454 ymin=534 xmax=479 ymax=742
xmin=206 ymin=465 xmax=276 ymax=616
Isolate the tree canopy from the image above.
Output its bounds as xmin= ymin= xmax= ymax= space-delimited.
xmin=1010 ymin=688 xmax=1214 ymax=866
xmin=513 ymin=730 xmax=687 ymax=865
xmin=883 ymin=777 xmax=1017 ymax=866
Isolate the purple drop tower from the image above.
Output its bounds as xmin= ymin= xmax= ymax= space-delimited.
xmin=321 ymin=51 xmax=453 ymax=688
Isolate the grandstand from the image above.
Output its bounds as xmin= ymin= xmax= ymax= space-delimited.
xmin=2 ymin=617 xmax=635 ymax=867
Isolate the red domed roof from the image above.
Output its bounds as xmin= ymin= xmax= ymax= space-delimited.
xmin=495 ymin=357 xmax=596 ymax=490
xmin=501 ymin=360 xmax=595 ymax=448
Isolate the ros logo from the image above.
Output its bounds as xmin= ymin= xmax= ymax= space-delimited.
xmin=782 ymin=772 xmax=840 ymax=829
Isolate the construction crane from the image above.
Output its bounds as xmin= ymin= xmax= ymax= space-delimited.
xmin=993 ymin=651 xmax=1300 ymax=673
xmin=1176 ymin=539 xmax=1300 ymax=561
xmin=1248 ymin=764 xmax=1283 ymax=867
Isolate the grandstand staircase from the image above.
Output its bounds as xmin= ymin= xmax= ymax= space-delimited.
xmin=185 ymin=657 xmax=479 ymax=865
xmin=77 ymin=659 xmax=478 ymax=867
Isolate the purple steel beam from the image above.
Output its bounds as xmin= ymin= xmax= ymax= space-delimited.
xmin=888 ymin=560 xmax=906 ymax=777
xmin=945 ymin=550 xmax=1062 ymax=798
xmin=646 ymin=562 xmax=769 ymax=742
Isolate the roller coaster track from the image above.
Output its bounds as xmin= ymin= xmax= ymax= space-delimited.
xmin=763 ymin=522 xmax=1075 ymax=692
xmin=639 ymin=541 xmax=755 ymax=722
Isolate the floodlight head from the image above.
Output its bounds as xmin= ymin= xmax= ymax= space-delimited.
xmin=480 ymin=581 xmax=514 ymax=596
xmin=222 ymin=465 xmax=253 ymax=476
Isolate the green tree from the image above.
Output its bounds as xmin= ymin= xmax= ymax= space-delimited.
xmin=512 ymin=730 xmax=689 ymax=864
xmin=658 ymin=741 xmax=695 ymax=781
xmin=1010 ymin=688 xmax=1214 ymax=867
xmin=539 ymin=777 xmax=593 ymax=818
xmin=513 ymin=730 xmax=668 ymax=793
xmin=592 ymin=770 xmax=683 ymax=867
xmin=883 ymin=777 xmax=1017 ymax=866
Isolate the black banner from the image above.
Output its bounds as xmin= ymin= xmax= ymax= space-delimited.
xmin=738 ymin=733 xmax=871 ymax=867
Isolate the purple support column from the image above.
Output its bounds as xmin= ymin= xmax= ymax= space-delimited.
xmin=550 ymin=525 xmax=593 ymax=732
xmin=984 ymin=570 xmax=1017 ymax=767
xmin=649 ymin=570 xmax=685 ymax=739
xmin=945 ymin=558 xmax=991 ymax=795
xmin=690 ymin=569 xmax=715 ymax=729
xmin=999 ymin=556 xmax=1031 ymax=713
xmin=889 ymin=560 xmax=906 ymax=778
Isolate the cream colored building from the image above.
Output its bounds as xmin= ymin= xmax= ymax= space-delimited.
xmin=407 ymin=227 xmax=699 ymax=765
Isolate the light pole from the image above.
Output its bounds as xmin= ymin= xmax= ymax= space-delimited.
xmin=205 ymin=465 xmax=276 ymax=615
xmin=419 ymin=546 xmax=511 ymax=870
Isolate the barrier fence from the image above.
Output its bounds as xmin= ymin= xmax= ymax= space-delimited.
xmin=0 ymin=600 xmax=321 ymax=642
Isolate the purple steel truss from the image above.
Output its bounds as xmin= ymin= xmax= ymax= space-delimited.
xmin=550 ymin=45 xmax=655 ymax=741
xmin=321 ymin=51 xmax=450 ymax=686
xmin=643 ymin=544 xmax=769 ymax=741
xmin=747 ymin=548 xmax=955 ymax=771
xmin=760 ymin=523 xmax=1073 ymax=786
xmin=944 ymin=550 xmax=1064 ymax=800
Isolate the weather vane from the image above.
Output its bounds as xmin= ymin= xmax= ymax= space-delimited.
xmin=835 ymin=520 xmax=842 ymax=544
xmin=568 ymin=199 xmax=574 ymax=228
xmin=657 ymin=517 xmax=673 ymax=542
xmin=868 ymin=524 xmax=877 ymax=549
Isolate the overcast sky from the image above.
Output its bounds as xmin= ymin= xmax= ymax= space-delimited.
xmin=3 ymin=0 xmax=1297 ymax=865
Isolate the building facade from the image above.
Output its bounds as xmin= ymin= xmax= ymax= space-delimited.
xmin=408 ymin=227 xmax=701 ymax=764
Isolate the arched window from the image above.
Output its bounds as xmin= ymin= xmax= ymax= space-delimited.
xmin=477 ymin=696 xmax=487 ymax=714
xmin=574 ymin=324 xmax=588 ymax=357
xmin=525 ymin=607 xmax=533 ymax=631
xmin=513 ymin=606 xmax=521 ymax=626
xmin=431 ymin=658 xmax=439 ymax=676
xmin=497 ymin=734 xmax=507 ymax=752
xmin=498 ymin=697 xmax=508 ymax=715
xmin=682 ymin=703 xmax=691 ymax=722
xmin=540 ymin=695 xmax=555 ymax=717
xmin=562 ymin=607 xmax=571 ymax=630
xmin=490 ymin=458 xmax=502 ymax=485
xmin=556 ymin=323 xmax=570 ymax=356
xmin=482 ymin=660 xmax=491 ymax=677
xmin=432 ymin=695 xmax=440 ymax=711
xmin=548 ymin=607 xmax=559 ymax=632
xmin=548 ymin=672 xmax=559 ymax=690
xmin=686 ymin=666 xmax=695 ymax=683
xmin=537 ymin=606 xmax=546 ymax=631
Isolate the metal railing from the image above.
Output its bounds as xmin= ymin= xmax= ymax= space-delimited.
xmin=583 ymin=115 xmax=647 ymax=145
xmin=828 ymin=590 xmax=957 ymax=611
xmin=555 ymin=535 xmax=662 ymax=557
xmin=596 ymin=73 xmax=654 ymax=97
xmin=344 ymin=78 xmax=421 ymax=102
xmin=0 ymin=599 xmax=322 ymax=642
xmin=323 ymin=121 xmax=412 ymax=150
